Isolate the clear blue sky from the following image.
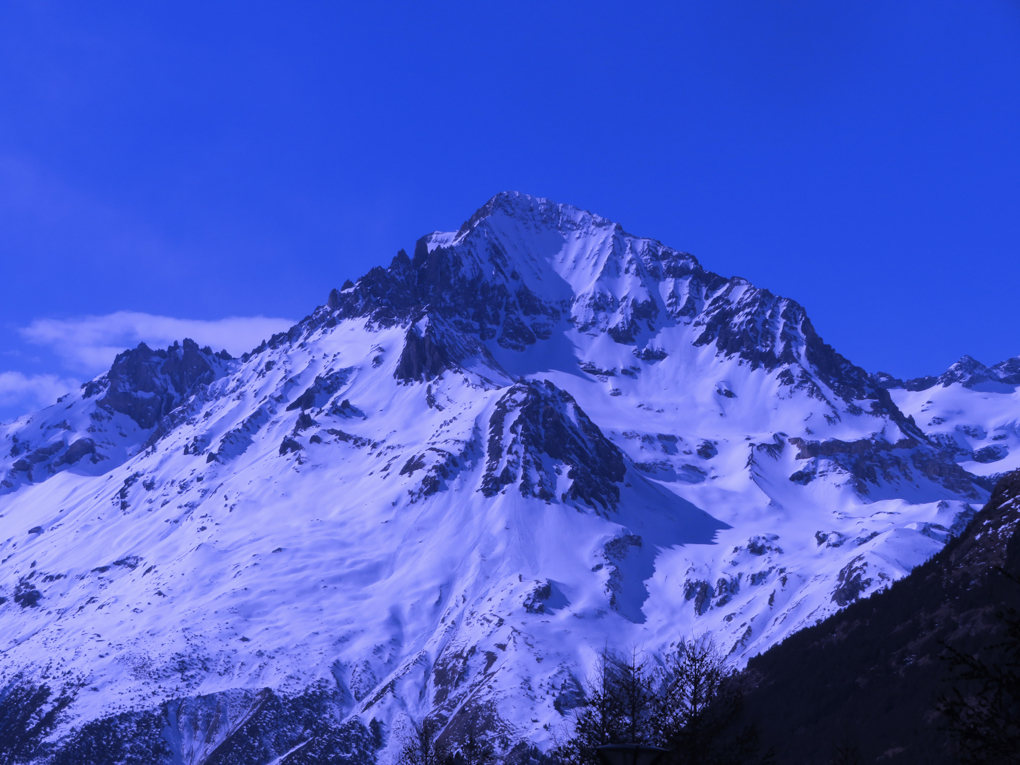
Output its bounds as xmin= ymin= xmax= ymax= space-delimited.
xmin=1 ymin=1 xmax=1018 ymax=420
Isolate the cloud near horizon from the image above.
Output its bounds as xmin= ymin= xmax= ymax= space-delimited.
xmin=0 ymin=371 xmax=80 ymax=415
xmin=19 ymin=311 xmax=296 ymax=375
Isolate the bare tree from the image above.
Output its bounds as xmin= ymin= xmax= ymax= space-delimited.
xmin=554 ymin=650 xmax=630 ymax=765
xmin=617 ymin=649 xmax=656 ymax=746
xmin=654 ymin=637 xmax=762 ymax=765
xmin=556 ymin=639 xmax=765 ymax=765
xmin=827 ymin=738 xmax=861 ymax=765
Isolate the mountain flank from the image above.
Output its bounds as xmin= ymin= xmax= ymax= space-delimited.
xmin=743 ymin=469 xmax=1020 ymax=764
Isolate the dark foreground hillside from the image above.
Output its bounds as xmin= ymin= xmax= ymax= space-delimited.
xmin=742 ymin=469 xmax=1020 ymax=764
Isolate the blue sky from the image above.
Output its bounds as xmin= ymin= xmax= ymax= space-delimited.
xmin=1 ymin=1 xmax=1018 ymax=421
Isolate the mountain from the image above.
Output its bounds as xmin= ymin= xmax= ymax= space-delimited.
xmin=742 ymin=468 xmax=1020 ymax=764
xmin=873 ymin=354 xmax=1020 ymax=483
xmin=0 ymin=192 xmax=1009 ymax=764
xmin=875 ymin=354 xmax=1020 ymax=392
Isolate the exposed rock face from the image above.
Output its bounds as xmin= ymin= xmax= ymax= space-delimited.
xmin=393 ymin=324 xmax=451 ymax=383
xmin=54 ymin=438 xmax=98 ymax=467
xmin=787 ymin=435 xmax=983 ymax=498
xmin=973 ymin=444 xmax=1008 ymax=463
xmin=684 ymin=579 xmax=715 ymax=616
xmin=94 ymin=339 xmax=221 ymax=430
xmin=0 ymin=340 xmax=232 ymax=495
xmin=327 ymin=238 xmax=561 ymax=350
xmin=690 ymin=278 xmax=884 ymax=410
xmin=937 ymin=354 xmax=994 ymax=387
xmin=481 ymin=380 xmax=625 ymax=513
xmin=287 ymin=369 xmax=353 ymax=411
xmin=0 ymin=681 xmax=379 ymax=765
xmin=13 ymin=578 xmax=42 ymax=608
xmin=830 ymin=554 xmax=871 ymax=606
xmin=992 ymin=355 xmax=1020 ymax=384
xmin=399 ymin=446 xmax=466 ymax=502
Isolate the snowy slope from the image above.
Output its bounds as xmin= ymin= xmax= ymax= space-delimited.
xmin=0 ymin=192 xmax=1003 ymax=764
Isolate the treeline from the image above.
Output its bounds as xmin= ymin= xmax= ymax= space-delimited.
xmin=397 ymin=639 xmax=770 ymax=765
xmin=551 ymin=639 xmax=768 ymax=765
xmin=739 ymin=472 xmax=1020 ymax=765
xmin=397 ymin=583 xmax=1020 ymax=765
xmin=399 ymin=611 xmax=1020 ymax=765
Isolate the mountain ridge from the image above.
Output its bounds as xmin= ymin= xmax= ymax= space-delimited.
xmin=0 ymin=192 xmax=1015 ymax=764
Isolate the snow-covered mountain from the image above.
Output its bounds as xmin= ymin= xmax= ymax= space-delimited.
xmin=0 ymin=192 xmax=1012 ymax=764
xmin=873 ymin=357 xmax=1020 ymax=482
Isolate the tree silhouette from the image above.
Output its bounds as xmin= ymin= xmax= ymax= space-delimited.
xmin=555 ymin=640 xmax=767 ymax=765
xmin=938 ymin=570 xmax=1020 ymax=764
xmin=554 ymin=650 xmax=633 ymax=764
xmin=653 ymin=637 xmax=761 ymax=765
xmin=398 ymin=717 xmax=451 ymax=765
xmin=453 ymin=720 xmax=496 ymax=765
xmin=826 ymin=737 xmax=861 ymax=765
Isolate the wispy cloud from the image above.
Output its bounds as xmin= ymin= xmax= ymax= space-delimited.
xmin=0 ymin=371 xmax=79 ymax=414
xmin=20 ymin=312 xmax=295 ymax=375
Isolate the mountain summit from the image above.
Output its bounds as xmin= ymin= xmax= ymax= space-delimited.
xmin=0 ymin=193 xmax=1014 ymax=764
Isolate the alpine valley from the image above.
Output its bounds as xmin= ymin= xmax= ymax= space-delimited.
xmin=1 ymin=192 xmax=1017 ymax=764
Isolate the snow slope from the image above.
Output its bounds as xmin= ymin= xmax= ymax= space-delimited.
xmin=0 ymin=192 xmax=1008 ymax=764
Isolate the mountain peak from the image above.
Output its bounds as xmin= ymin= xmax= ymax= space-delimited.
xmin=937 ymin=355 xmax=998 ymax=388
xmin=314 ymin=193 xmax=909 ymax=422
xmin=456 ymin=191 xmax=607 ymax=236
xmin=883 ymin=351 xmax=1020 ymax=392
